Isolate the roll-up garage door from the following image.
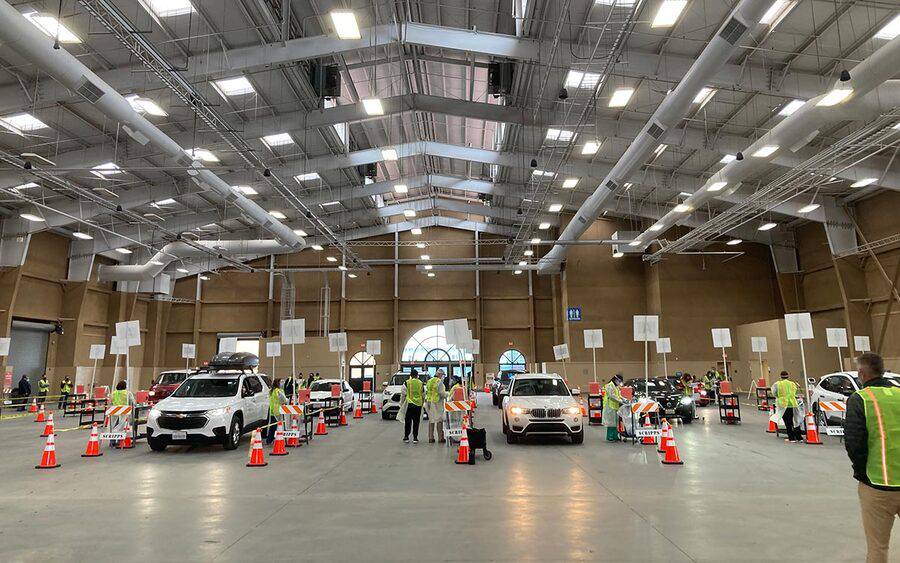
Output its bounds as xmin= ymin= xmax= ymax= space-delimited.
xmin=8 ymin=320 xmax=53 ymax=389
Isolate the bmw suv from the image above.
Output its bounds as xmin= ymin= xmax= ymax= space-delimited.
xmin=501 ymin=373 xmax=583 ymax=444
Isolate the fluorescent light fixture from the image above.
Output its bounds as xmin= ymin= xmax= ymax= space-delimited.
xmin=707 ymin=181 xmax=727 ymax=192
xmin=91 ymin=162 xmax=122 ymax=177
xmin=420 ymin=254 xmax=430 ymax=261
xmin=548 ymin=203 xmax=563 ymax=212
xmin=758 ymin=222 xmax=777 ymax=231
xmin=143 ymin=0 xmax=195 ymax=18
xmin=411 ymin=228 xmax=423 ymax=235
xmin=581 ymin=140 xmax=601 ymax=155
xmin=13 ymin=182 xmax=39 ymax=190
xmin=546 ymin=128 xmax=576 ymax=142
xmin=524 ymin=250 xmax=534 ymax=256
xmin=153 ymin=198 xmax=176 ymax=206
xmin=678 ymin=192 xmax=692 ymax=197
xmin=531 ymin=238 xmax=541 ymax=244
xmin=382 ymin=148 xmax=399 ymax=161
xmin=817 ymin=87 xmax=853 ymax=107
xmin=233 ymin=185 xmax=257 ymax=196
xmin=416 ymin=243 xmax=426 ymax=249
xmin=72 ymin=231 xmax=93 ymax=240
xmin=760 ymin=0 xmax=795 ymax=26
xmin=874 ymin=14 xmax=900 ymax=40
xmin=311 ymin=245 xmax=324 ymax=251
xmin=394 ymin=184 xmax=408 ymax=194
xmin=330 ymin=10 xmax=361 ymax=39
xmin=294 ymin=172 xmax=320 ymax=182
xmin=752 ymin=145 xmax=779 ymax=158
xmin=25 ymin=12 xmax=80 ymax=43
xmin=673 ymin=204 xmax=692 ymax=213
xmin=293 ymin=229 xmax=308 ymax=237
xmin=623 ymin=182 xmax=633 ymax=190
xmin=652 ymin=0 xmax=687 ymax=27
xmin=338 ymin=265 xmax=348 ymax=271
xmin=404 ymin=209 xmax=416 ymax=218
xmin=513 ymin=270 xmax=523 ymax=275
xmin=778 ymin=99 xmax=806 ymax=116
xmin=532 ymin=170 xmax=556 ymax=178
xmin=562 ymin=178 xmax=579 ymax=189
xmin=326 ymin=256 xmax=338 ymax=262
xmin=518 ymin=261 xmax=527 ymax=266
xmin=612 ymin=251 xmax=625 ymax=258
xmin=798 ymin=203 xmax=820 ymax=213
xmin=0 ymin=112 xmax=49 ymax=135
xmin=651 ymin=144 xmax=668 ymax=159
xmin=115 ymin=247 xmax=133 ymax=254
xmin=347 ymin=273 xmax=357 ymax=278
xmin=565 ymin=70 xmax=602 ymax=89
xmin=427 ymin=272 xmax=436 ymax=278
xmin=608 ymin=87 xmax=634 ymax=107
xmin=269 ymin=210 xmax=287 ymax=219
xmin=726 ymin=239 xmax=742 ymax=246
xmin=212 ymin=76 xmax=255 ymax=97
xmin=362 ymin=98 xmax=385 ymax=116
xmin=185 ymin=148 xmax=219 ymax=162
xmin=125 ymin=94 xmax=167 ymax=116
xmin=261 ymin=133 xmax=293 ymax=148
xmin=423 ymin=264 xmax=433 ymax=271
xmin=177 ymin=268 xmax=189 ymax=274
xmin=720 ymin=154 xmax=737 ymax=164
xmin=321 ymin=201 xmax=341 ymax=207
xmin=693 ymin=87 xmax=716 ymax=107
xmin=149 ymin=260 xmax=164 ymax=266
xmin=20 ymin=213 xmax=44 ymax=222
xmin=851 ymin=178 xmax=877 ymax=188
xmin=199 ymin=275 xmax=210 ymax=281
xmin=538 ymin=222 xmax=551 ymax=230
xmin=648 ymin=224 xmax=664 ymax=232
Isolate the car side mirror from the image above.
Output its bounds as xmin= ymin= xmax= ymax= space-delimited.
xmin=381 ymin=382 xmax=388 ymax=388
xmin=241 ymin=388 xmax=253 ymax=398
xmin=571 ymin=388 xmax=581 ymax=396
xmin=499 ymin=388 xmax=509 ymax=396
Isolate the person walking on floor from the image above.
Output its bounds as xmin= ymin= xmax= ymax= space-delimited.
xmin=266 ymin=379 xmax=287 ymax=445
xmin=844 ymin=352 xmax=900 ymax=563
xmin=58 ymin=376 xmax=73 ymax=410
xmin=17 ymin=375 xmax=31 ymax=410
xmin=401 ymin=368 xmax=424 ymax=443
xmin=602 ymin=374 xmax=624 ymax=442
xmin=424 ymin=369 xmax=447 ymax=443
xmin=37 ymin=374 xmax=49 ymax=404
xmin=771 ymin=371 xmax=803 ymax=442
xmin=110 ymin=380 xmax=134 ymax=447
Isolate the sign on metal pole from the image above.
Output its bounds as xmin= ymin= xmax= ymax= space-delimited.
xmin=583 ymin=329 xmax=604 ymax=349
xmin=89 ymin=344 xmax=106 ymax=360
xmin=328 ymin=332 xmax=348 ymax=352
xmin=784 ymin=312 xmax=814 ymax=341
xmin=711 ymin=328 xmax=732 ymax=348
xmin=280 ymin=318 xmax=306 ymax=345
xmin=115 ymin=320 xmax=141 ymax=347
xmin=826 ymin=328 xmax=848 ymax=348
xmin=443 ymin=318 xmax=468 ymax=346
xmin=109 ymin=335 xmax=127 ymax=355
xmin=218 ymin=337 xmax=238 ymax=354
xmin=553 ymin=344 xmax=570 ymax=361
xmin=633 ymin=315 xmax=659 ymax=342
xmin=655 ymin=338 xmax=671 ymax=354
xmin=751 ymin=337 xmax=768 ymax=353
xmin=181 ymin=343 xmax=196 ymax=359
xmin=265 ymin=341 xmax=282 ymax=357
xmin=854 ymin=335 xmax=871 ymax=352
xmin=366 ymin=339 xmax=382 ymax=356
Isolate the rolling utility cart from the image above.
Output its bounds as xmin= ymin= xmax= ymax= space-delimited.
xmin=322 ymin=396 xmax=344 ymax=427
xmin=358 ymin=380 xmax=374 ymax=413
xmin=587 ymin=382 xmax=603 ymax=426
xmin=717 ymin=393 xmax=741 ymax=423
xmin=755 ymin=385 xmax=773 ymax=411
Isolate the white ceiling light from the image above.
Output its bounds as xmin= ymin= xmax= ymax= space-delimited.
xmin=874 ymin=14 xmax=900 ymax=40
xmin=382 ymin=148 xmax=399 ymax=161
xmin=513 ymin=269 xmax=523 ymax=275
xmin=416 ymin=242 xmax=426 ymax=249
xmin=720 ymin=154 xmax=737 ymax=164
xmin=581 ymin=140 xmax=601 ymax=155
xmin=115 ymin=247 xmax=133 ymax=254
xmin=330 ymin=10 xmax=361 ymax=39
xmin=758 ymin=222 xmax=778 ymax=231
xmin=347 ymin=273 xmax=357 ymax=278
xmin=518 ymin=261 xmax=527 ymax=266
xmin=565 ymin=70 xmax=602 ymax=89
xmin=850 ymin=177 xmax=877 ymax=188
xmin=546 ymin=128 xmax=576 ymax=142
xmin=177 ymin=268 xmax=189 ymax=274
xmin=652 ymin=0 xmax=687 ymax=28
xmin=24 ymin=12 xmax=81 ymax=43
xmin=321 ymin=201 xmax=341 ymax=207
xmin=0 ymin=112 xmax=49 ymax=135
xmin=404 ymin=209 xmax=416 ymax=218
xmin=411 ymin=227 xmax=423 ymax=235
xmin=798 ymin=203 xmax=820 ymax=213
xmin=707 ymin=181 xmax=728 ymax=192
xmin=817 ymin=87 xmax=853 ymax=107
xmin=651 ymin=144 xmax=668 ymax=159
xmin=261 ymin=133 xmax=293 ymax=148
xmin=692 ymin=87 xmax=716 ymax=107
xmin=212 ymin=76 xmax=255 ymax=97
xmin=628 ymin=240 xmax=642 ymax=247
xmin=760 ymin=0 xmax=796 ymax=27
xmin=294 ymin=172 xmax=321 ymax=182
xmin=150 ymin=261 xmax=164 ymax=266
xmin=562 ymin=178 xmax=579 ymax=189
xmin=125 ymin=94 xmax=167 ymax=116
xmin=524 ymin=250 xmax=534 ymax=256
xmin=199 ymin=275 xmax=210 ymax=281
xmin=531 ymin=238 xmax=541 ymax=244
xmin=427 ymin=272 xmax=436 ymax=278
xmin=293 ymin=229 xmax=308 ymax=237
xmin=394 ymin=184 xmax=408 ymax=194
xmin=673 ymin=204 xmax=692 ymax=213
xmin=142 ymin=0 xmax=195 ymax=18
xmin=269 ymin=210 xmax=287 ymax=219
xmin=362 ymin=98 xmax=384 ymax=116
xmin=338 ymin=265 xmax=348 ymax=271
xmin=420 ymin=254 xmax=430 ymax=261
xmin=726 ymin=239 xmax=742 ymax=246
xmin=648 ymin=224 xmax=664 ymax=232
xmin=233 ymin=185 xmax=257 ymax=196
xmin=613 ymin=251 xmax=625 ymax=258
xmin=91 ymin=162 xmax=123 ymax=177
xmin=538 ymin=222 xmax=551 ymax=230
xmin=608 ymin=87 xmax=634 ymax=107
xmin=532 ymin=170 xmax=556 ymax=178
xmin=311 ymin=245 xmax=324 ymax=251
xmin=20 ymin=213 xmax=44 ymax=222
xmin=72 ymin=231 xmax=93 ymax=240
xmin=153 ymin=198 xmax=176 ymax=206
xmin=623 ymin=182 xmax=633 ymax=190
xmin=185 ymin=148 xmax=219 ymax=162
xmin=752 ymin=145 xmax=779 ymax=158
xmin=13 ymin=182 xmax=39 ymax=190
xmin=778 ymin=99 xmax=806 ymax=116
xmin=326 ymin=256 xmax=338 ymax=262
xmin=548 ymin=203 xmax=563 ymax=212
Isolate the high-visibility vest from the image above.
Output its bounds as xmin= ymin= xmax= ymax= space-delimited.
xmin=38 ymin=379 xmax=49 ymax=392
xmin=604 ymin=382 xmax=622 ymax=410
xmin=425 ymin=377 xmax=441 ymax=403
xmin=269 ymin=389 xmax=284 ymax=416
xmin=772 ymin=379 xmax=799 ymax=409
xmin=111 ymin=389 xmax=129 ymax=406
xmin=61 ymin=380 xmax=72 ymax=393
xmin=406 ymin=378 xmax=424 ymax=407
xmin=857 ymin=386 xmax=900 ymax=487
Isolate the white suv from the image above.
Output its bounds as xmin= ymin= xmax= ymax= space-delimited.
xmin=147 ymin=357 xmax=270 ymax=451
xmin=308 ymin=379 xmax=355 ymax=413
xmin=811 ymin=371 xmax=899 ymax=426
xmin=501 ymin=373 xmax=583 ymax=444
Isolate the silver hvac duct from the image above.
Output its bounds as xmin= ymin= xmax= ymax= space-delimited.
xmin=538 ymin=0 xmax=773 ymax=271
xmin=0 ymin=1 xmax=303 ymax=250
xmin=98 ymin=240 xmax=292 ymax=282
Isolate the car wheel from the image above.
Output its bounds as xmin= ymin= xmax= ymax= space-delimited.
xmin=682 ymin=412 xmax=693 ymax=424
xmin=571 ymin=429 xmax=584 ymax=444
xmin=222 ymin=415 xmax=242 ymax=450
xmin=147 ymin=436 xmax=167 ymax=452
xmin=502 ymin=416 xmax=509 ymax=435
xmin=506 ymin=430 xmax=518 ymax=444
xmin=382 ymin=411 xmax=390 ymax=420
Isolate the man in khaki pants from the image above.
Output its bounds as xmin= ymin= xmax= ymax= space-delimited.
xmin=844 ymin=352 xmax=900 ymax=563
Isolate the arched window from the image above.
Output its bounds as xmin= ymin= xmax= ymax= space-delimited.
xmin=401 ymin=324 xmax=473 ymax=362
xmin=499 ymin=348 xmax=526 ymax=372
xmin=349 ymin=351 xmax=376 ymax=379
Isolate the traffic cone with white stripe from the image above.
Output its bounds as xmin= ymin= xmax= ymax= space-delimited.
xmin=81 ymin=423 xmax=103 ymax=457
xmin=353 ymin=402 xmax=363 ymax=419
xmin=640 ymin=415 xmax=656 ymax=446
xmin=766 ymin=405 xmax=778 ymax=433
xmin=657 ymin=419 xmax=671 ymax=453
xmin=117 ymin=421 xmax=134 ymax=449
xmin=35 ymin=403 xmax=46 ymax=423
xmin=315 ymin=411 xmax=328 ymax=436
xmin=455 ymin=426 xmax=471 ymax=465
xmin=35 ymin=432 xmax=60 ymax=469
xmin=28 ymin=398 xmax=37 ymax=413
xmin=246 ymin=428 xmax=267 ymax=467
xmin=370 ymin=399 xmax=378 ymax=414
xmin=271 ymin=421 xmax=288 ymax=456
xmin=40 ymin=412 xmax=55 ymax=438
xmin=286 ymin=416 xmax=301 ymax=448
xmin=661 ymin=429 xmax=684 ymax=465
xmin=804 ymin=411 xmax=823 ymax=445
xmin=340 ymin=409 xmax=348 ymax=427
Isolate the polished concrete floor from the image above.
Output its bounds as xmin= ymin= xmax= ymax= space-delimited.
xmin=0 ymin=394 xmax=891 ymax=562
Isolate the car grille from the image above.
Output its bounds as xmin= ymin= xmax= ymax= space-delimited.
xmin=529 ymin=408 xmax=562 ymax=419
xmin=524 ymin=422 xmax=571 ymax=433
xmin=158 ymin=410 xmax=207 ymax=430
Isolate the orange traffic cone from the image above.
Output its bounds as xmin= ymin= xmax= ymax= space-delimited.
xmin=286 ymin=416 xmax=301 ymax=448
xmin=353 ymin=402 xmax=363 ymax=419
xmin=35 ymin=432 xmax=60 ymax=469
xmin=35 ymin=404 xmax=46 ymax=423
xmin=40 ymin=412 xmax=55 ymax=438
xmin=483 ymin=384 xmax=490 ymax=393
xmin=28 ymin=398 xmax=37 ymax=413
xmin=315 ymin=411 xmax=328 ymax=436
xmin=81 ymin=423 xmax=103 ymax=457
xmin=640 ymin=415 xmax=656 ymax=446
xmin=117 ymin=422 xmax=134 ymax=449
xmin=658 ymin=419 xmax=671 ymax=453
xmin=271 ymin=421 xmax=289 ymax=456
xmin=804 ymin=412 xmax=823 ymax=445
xmin=455 ymin=427 xmax=471 ymax=464
xmin=766 ymin=406 xmax=778 ymax=434
xmin=369 ymin=400 xmax=377 ymax=414
xmin=246 ymin=428 xmax=268 ymax=467
xmin=661 ymin=431 xmax=684 ymax=465
xmin=340 ymin=410 xmax=348 ymax=427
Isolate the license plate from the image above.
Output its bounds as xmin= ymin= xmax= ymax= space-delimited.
xmin=172 ymin=431 xmax=187 ymax=440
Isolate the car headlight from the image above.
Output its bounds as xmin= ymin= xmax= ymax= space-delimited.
xmin=148 ymin=391 xmax=156 ymax=396
xmin=205 ymin=406 xmax=232 ymax=417
xmin=563 ymin=406 xmax=581 ymax=415
xmin=149 ymin=406 xmax=161 ymax=419
xmin=509 ymin=406 xmax=530 ymax=415
xmin=680 ymin=397 xmax=693 ymax=405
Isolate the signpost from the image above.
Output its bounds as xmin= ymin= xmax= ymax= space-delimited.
xmin=784 ymin=312 xmax=814 ymax=403
xmin=854 ymin=335 xmax=871 ymax=353
xmin=328 ymin=332 xmax=348 ymax=381
xmin=655 ymin=337 xmax=671 ymax=377
xmin=265 ymin=341 xmax=282 ymax=390
xmin=583 ymin=329 xmax=604 ymax=383
xmin=553 ymin=343 xmax=570 ymax=382
xmin=181 ymin=343 xmax=196 ymax=371
xmin=115 ymin=320 xmax=140 ymax=393
xmin=88 ymin=344 xmax=105 ymax=395
xmin=218 ymin=337 xmax=238 ymax=353
xmin=109 ymin=335 xmax=126 ymax=393
xmin=826 ymin=328 xmax=848 ymax=371
xmin=281 ymin=318 xmax=305 ymax=397
xmin=711 ymin=328 xmax=733 ymax=381
xmin=633 ymin=315 xmax=660 ymax=389
xmin=749 ymin=336 xmax=768 ymax=400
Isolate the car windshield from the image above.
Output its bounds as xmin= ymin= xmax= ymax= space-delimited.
xmin=171 ymin=378 xmax=238 ymax=398
xmin=628 ymin=379 xmax=677 ymax=394
xmin=158 ymin=372 xmax=187 ymax=385
xmin=310 ymin=382 xmax=338 ymax=392
xmin=512 ymin=378 xmax=569 ymax=396
xmin=389 ymin=374 xmax=411 ymax=386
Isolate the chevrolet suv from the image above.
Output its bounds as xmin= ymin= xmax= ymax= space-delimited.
xmin=501 ymin=373 xmax=583 ymax=444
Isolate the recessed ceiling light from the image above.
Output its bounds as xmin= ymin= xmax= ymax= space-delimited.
xmin=874 ymin=13 xmax=900 ymax=40
xmin=411 ymin=227 xmax=423 ymax=235
xmin=546 ymin=128 xmax=576 ymax=142
xmin=24 ymin=12 xmax=80 ymax=43
xmin=199 ymin=275 xmax=210 ymax=281
xmin=427 ymin=272 xmax=435 ymax=278
xmin=404 ymin=209 xmax=416 ymax=218
xmin=726 ymin=239 xmax=742 ymax=246
xmin=707 ymin=181 xmax=727 ymax=192
xmin=538 ymin=222 xmax=551 ymax=230
xmin=125 ymin=94 xmax=167 ymax=116
xmin=420 ymin=254 xmax=430 ymax=260
xmin=13 ymin=182 xmax=39 ymax=190
xmin=798 ymin=203 xmax=820 ymax=213
xmin=613 ymin=251 xmax=624 ymax=258
xmin=269 ymin=210 xmax=287 ymax=219
xmin=673 ymin=204 xmax=692 ymax=213
xmin=720 ymin=154 xmax=737 ymax=164
xmin=212 ymin=76 xmax=255 ymax=97
xmin=185 ymin=148 xmax=219 ymax=163
xmin=513 ymin=269 xmax=523 ymax=275
xmin=778 ymin=99 xmax=806 ymax=116
xmin=115 ymin=247 xmax=133 ymax=254
xmin=72 ymin=231 xmax=93 ymax=240
xmin=261 ymin=133 xmax=293 ymax=148
xmin=294 ymin=172 xmax=320 ymax=182
xmin=382 ymin=148 xmax=399 ymax=161
xmin=394 ymin=184 xmax=408 ymax=194
xmin=330 ymin=10 xmax=361 ymax=39
xmin=326 ymin=256 xmax=338 ymax=262
xmin=524 ymin=250 xmax=534 ymax=256
xmin=652 ymin=0 xmax=688 ymax=28
xmin=143 ymin=0 xmax=195 ymax=18
xmin=693 ymin=87 xmax=716 ymax=107
xmin=293 ymin=229 xmax=308 ymax=237
xmin=518 ymin=261 xmax=527 ymax=267
xmin=338 ymin=265 xmax=348 ymax=271
xmin=850 ymin=177 xmax=877 ymax=188
xmin=758 ymin=222 xmax=778 ymax=231
xmin=531 ymin=238 xmax=541 ymax=244
xmin=362 ymin=98 xmax=384 ymax=116
xmin=311 ymin=245 xmax=324 ymax=251
xmin=548 ymin=203 xmax=563 ymax=212
xmin=347 ymin=273 xmax=357 ymax=278
xmin=817 ymin=87 xmax=853 ymax=107
xmin=565 ymin=70 xmax=602 ymax=89
xmin=562 ymin=178 xmax=579 ymax=189
xmin=608 ymin=87 xmax=634 ymax=107
xmin=233 ymin=185 xmax=258 ymax=196
xmin=177 ymin=268 xmax=189 ymax=273
xmin=91 ymin=162 xmax=123 ymax=178
xmin=752 ymin=145 xmax=779 ymax=158
xmin=0 ymin=112 xmax=49 ymax=135
xmin=581 ymin=140 xmax=601 ymax=155
xmin=20 ymin=213 xmax=44 ymax=222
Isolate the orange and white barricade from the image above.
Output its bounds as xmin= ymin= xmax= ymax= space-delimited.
xmin=100 ymin=405 xmax=133 ymax=443
xmin=444 ymin=400 xmax=472 ymax=445
xmin=627 ymin=400 xmax=660 ymax=443
xmin=280 ymin=404 xmax=305 ymax=444
xmin=818 ymin=400 xmax=847 ymax=437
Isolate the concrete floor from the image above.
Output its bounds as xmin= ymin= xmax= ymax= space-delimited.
xmin=0 ymin=394 xmax=892 ymax=562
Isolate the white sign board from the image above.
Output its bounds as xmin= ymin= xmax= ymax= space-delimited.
xmin=328 ymin=332 xmax=348 ymax=352
xmin=181 ymin=343 xmax=196 ymax=359
xmin=583 ymin=329 xmax=604 ymax=349
xmin=711 ymin=328 xmax=732 ymax=348
xmin=265 ymin=341 xmax=282 ymax=357
xmin=218 ymin=337 xmax=238 ymax=354
xmin=553 ymin=343 xmax=570 ymax=361
xmin=751 ymin=336 xmax=768 ymax=353
xmin=89 ymin=344 xmax=106 ymax=360
xmin=655 ymin=337 xmax=671 ymax=354
xmin=469 ymin=338 xmax=480 ymax=356
xmin=784 ymin=312 xmax=814 ymax=340
xmin=366 ymin=339 xmax=382 ymax=356
xmin=633 ymin=315 xmax=659 ymax=342
xmin=109 ymin=335 xmax=127 ymax=355
xmin=854 ymin=336 xmax=871 ymax=352
xmin=443 ymin=318 xmax=469 ymax=347
xmin=0 ymin=337 xmax=9 ymax=356
xmin=826 ymin=327 xmax=848 ymax=348
xmin=280 ymin=318 xmax=306 ymax=345
xmin=115 ymin=320 xmax=141 ymax=347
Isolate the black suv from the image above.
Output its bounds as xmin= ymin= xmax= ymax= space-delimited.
xmin=492 ymin=369 xmax=525 ymax=407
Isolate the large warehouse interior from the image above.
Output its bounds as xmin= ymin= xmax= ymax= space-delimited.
xmin=0 ymin=0 xmax=898 ymax=561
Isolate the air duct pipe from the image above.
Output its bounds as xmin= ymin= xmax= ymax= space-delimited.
xmin=624 ymin=35 xmax=900 ymax=249
xmin=538 ymin=0 xmax=773 ymax=271
xmin=0 ymin=1 xmax=303 ymax=250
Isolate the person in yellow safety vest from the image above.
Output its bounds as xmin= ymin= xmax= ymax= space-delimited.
xmin=602 ymin=374 xmax=624 ymax=442
xmin=771 ymin=371 xmax=802 ymax=442
xmin=110 ymin=380 xmax=133 ymax=445
xmin=703 ymin=371 xmax=714 ymax=391
xmin=844 ymin=352 xmax=900 ymax=563
xmin=680 ymin=373 xmax=693 ymax=397
xmin=424 ymin=369 xmax=447 ymax=444
xmin=58 ymin=376 xmax=73 ymax=409
xmin=37 ymin=375 xmax=50 ymax=404
xmin=266 ymin=379 xmax=287 ymax=445
xmin=401 ymin=368 xmax=424 ymax=443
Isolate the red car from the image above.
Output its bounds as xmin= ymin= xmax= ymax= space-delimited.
xmin=148 ymin=370 xmax=191 ymax=403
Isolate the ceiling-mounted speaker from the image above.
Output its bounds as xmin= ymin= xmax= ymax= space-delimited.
xmin=488 ymin=61 xmax=515 ymax=97
xmin=309 ymin=63 xmax=341 ymax=99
